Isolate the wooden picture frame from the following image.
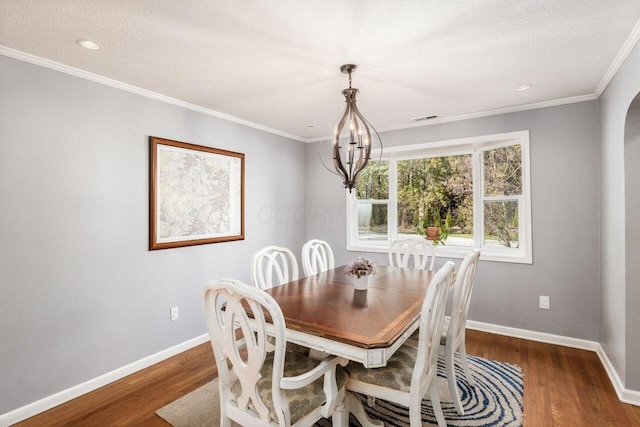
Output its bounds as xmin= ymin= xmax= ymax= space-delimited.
xmin=149 ymin=136 xmax=245 ymax=250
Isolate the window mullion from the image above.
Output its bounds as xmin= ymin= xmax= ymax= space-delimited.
xmin=517 ymin=194 xmax=525 ymax=253
xmin=473 ymin=150 xmax=483 ymax=249
xmin=388 ymin=155 xmax=398 ymax=243
xmin=347 ymin=190 xmax=357 ymax=247
xmin=357 ymin=199 xmax=389 ymax=204
xmin=483 ymin=195 xmax=522 ymax=202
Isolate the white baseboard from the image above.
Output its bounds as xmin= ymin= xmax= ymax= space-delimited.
xmin=467 ymin=320 xmax=640 ymax=407
xmin=0 ymin=334 xmax=209 ymax=427
xmin=466 ymin=320 xmax=600 ymax=351
xmin=595 ymin=344 xmax=640 ymax=406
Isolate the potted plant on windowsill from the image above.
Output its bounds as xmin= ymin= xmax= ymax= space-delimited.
xmin=417 ymin=208 xmax=451 ymax=246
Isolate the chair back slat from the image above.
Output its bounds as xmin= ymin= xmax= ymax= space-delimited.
xmin=302 ymin=239 xmax=335 ymax=276
xmin=251 ymin=246 xmax=299 ymax=290
xmin=448 ymin=250 xmax=481 ymax=344
xmin=412 ymin=261 xmax=455 ymax=394
xmin=388 ymin=239 xmax=436 ymax=270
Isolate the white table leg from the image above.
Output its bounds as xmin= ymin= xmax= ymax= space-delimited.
xmin=331 ymin=400 xmax=348 ymax=427
xmin=345 ymin=393 xmax=383 ymax=427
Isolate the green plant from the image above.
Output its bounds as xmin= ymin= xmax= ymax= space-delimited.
xmin=416 ymin=208 xmax=451 ymax=245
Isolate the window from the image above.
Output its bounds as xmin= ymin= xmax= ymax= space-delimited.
xmin=347 ymin=131 xmax=532 ymax=263
xmin=354 ymin=161 xmax=389 ymax=243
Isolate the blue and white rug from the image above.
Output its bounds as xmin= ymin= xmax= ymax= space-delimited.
xmin=339 ymin=354 xmax=523 ymax=426
xmin=157 ymin=353 xmax=522 ymax=427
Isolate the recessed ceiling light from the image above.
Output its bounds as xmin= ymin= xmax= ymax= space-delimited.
xmin=306 ymin=125 xmax=315 ymax=128
xmin=516 ymin=84 xmax=532 ymax=91
xmin=76 ymin=39 xmax=101 ymax=50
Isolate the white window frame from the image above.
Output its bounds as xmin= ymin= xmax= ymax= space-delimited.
xmin=347 ymin=130 xmax=532 ymax=264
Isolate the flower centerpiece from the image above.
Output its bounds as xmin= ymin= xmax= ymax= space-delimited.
xmin=345 ymin=257 xmax=376 ymax=290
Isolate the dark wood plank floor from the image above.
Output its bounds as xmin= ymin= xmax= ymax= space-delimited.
xmin=15 ymin=330 xmax=640 ymax=426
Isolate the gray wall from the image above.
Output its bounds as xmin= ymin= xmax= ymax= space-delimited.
xmin=625 ymin=97 xmax=640 ymax=390
xmin=0 ymin=56 xmax=307 ymax=413
xmin=307 ymin=101 xmax=601 ymax=340
xmin=599 ymin=39 xmax=640 ymax=389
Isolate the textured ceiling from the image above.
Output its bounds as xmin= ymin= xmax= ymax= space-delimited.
xmin=1 ymin=0 xmax=639 ymax=141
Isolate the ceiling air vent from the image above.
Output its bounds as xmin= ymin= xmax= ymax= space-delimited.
xmin=412 ymin=115 xmax=438 ymax=122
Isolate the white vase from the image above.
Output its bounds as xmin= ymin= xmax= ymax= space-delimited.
xmin=354 ymin=274 xmax=373 ymax=291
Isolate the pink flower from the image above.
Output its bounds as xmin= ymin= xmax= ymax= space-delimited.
xmin=344 ymin=257 xmax=376 ymax=278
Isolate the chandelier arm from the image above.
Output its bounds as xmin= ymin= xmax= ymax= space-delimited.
xmin=374 ymin=128 xmax=383 ymax=163
xmin=352 ymin=106 xmax=372 ymax=170
xmin=358 ymin=111 xmax=381 ymax=160
xmin=318 ymin=139 xmax=347 ymax=178
xmin=333 ymin=106 xmax=351 ymax=183
xmin=348 ymin=108 xmax=357 ymax=179
xmin=350 ymin=113 xmax=382 ymax=185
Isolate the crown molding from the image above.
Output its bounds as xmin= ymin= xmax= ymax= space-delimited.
xmin=0 ymin=45 xmax=306 ymax=143
xmin=306 ymin=93 xmax=597 ymax=143
xmin=595 ymin=18 xmax=640 ymax=97
xmin=3 ymin=20 xmax=637 ymax=146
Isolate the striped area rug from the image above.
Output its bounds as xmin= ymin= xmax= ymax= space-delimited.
xmin=322 ymin=354 xmax=523 ymax=426
xmin=157 ymin=353 xmax=522 ymax=427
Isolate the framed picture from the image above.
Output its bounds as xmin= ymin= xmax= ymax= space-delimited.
xmin=149 ymin=136 xmax=244 ymax=250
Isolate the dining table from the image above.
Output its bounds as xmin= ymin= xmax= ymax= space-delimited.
xmin=258 ymin=264 xmax=438 ymax=426
xmin=262 ymin=264 xmax=436 ymax=426
xmin=264 ymin=264 xmax=436 ymax=367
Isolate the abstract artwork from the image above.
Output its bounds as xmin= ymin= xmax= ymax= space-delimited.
xmin=149 ymin=137 xmax=244 ymax=250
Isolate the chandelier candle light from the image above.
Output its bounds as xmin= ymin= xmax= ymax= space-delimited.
xmin=330 ymin=64 xmax=382 ymax=192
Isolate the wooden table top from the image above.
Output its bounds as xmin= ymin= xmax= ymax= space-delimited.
xmin=264 ymin=265 xmax=435 ymax=349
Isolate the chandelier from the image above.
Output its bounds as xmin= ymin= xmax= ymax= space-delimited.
xmin=329 ymin=64 xmax=382 ymax=192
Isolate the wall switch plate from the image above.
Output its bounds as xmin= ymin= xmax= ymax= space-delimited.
xmin=539 ymin=296 xmax=550 ymax=310
xmin=170 ymin=306 xmax=179 ymax=321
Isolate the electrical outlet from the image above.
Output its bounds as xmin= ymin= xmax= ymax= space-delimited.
xmin=539 ymin=296 xmax=550 ymax=310
xmin=170 ymin=306 xmax=179 ymax=321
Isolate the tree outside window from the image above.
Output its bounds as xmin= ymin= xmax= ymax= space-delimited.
xmin=397 ymin=154 xmax=473 ymax=246
xmin=483 ymin=145 xmax=522 ymax=248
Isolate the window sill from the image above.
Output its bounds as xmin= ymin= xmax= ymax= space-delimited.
xmin=347 ymin=244 xmax=532 ymax=264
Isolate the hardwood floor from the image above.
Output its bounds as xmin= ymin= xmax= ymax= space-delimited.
xmin=15 ymin=330 xmax=640 ymax=426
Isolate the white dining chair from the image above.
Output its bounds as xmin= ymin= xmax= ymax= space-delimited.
xmin=406 ymin=248 xmax=481 ymax=414
xmin=301 ymin=239 xmax=335 ymax=276
xmin=388 ymin=238 xmax=436 ymax=270
xmin=251 ymin=246 xmax=299 ymax=290
xmin=441 ymin=249 xmax=481 ymax=414
xmin=203 ymin=278 xmax=349 ymax=426
xmin=345 ymin=261 xmax=456 ymax=427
